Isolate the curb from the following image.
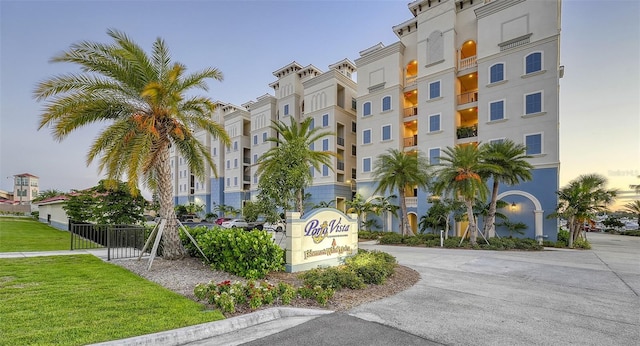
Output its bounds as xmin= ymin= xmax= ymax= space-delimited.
xmin=89 ymin=307 xmax=333 ymax=346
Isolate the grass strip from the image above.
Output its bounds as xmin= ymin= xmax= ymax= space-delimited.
xmin=0 ymin=255 xmax=223 ymax=345
xmin=0 ymin=217 xmax=71 ymax=252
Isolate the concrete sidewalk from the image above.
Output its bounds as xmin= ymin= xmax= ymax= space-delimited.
xmin=0 ymin=248 xmax=110 ymax=259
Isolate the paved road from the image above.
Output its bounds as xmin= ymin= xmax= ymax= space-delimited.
xmin=234 ymin=232 xmax=640 ymax=346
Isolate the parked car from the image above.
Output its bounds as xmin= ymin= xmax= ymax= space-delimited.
xmin=264 ymin=220 xmax=285 ymax=233
xmin=221 ymin=219 xmax=249 ymax=229
xmin=215 ymin=217 xmax=232 ymax=225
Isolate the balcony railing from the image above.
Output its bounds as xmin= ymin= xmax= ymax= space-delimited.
xmin=337 ymin=137 xmax=345 ymax=146
xmin=243 ymin=175 xmax=251 ymax=182
xmin=457 ymin=91 xmax=478 ymax=105
xmin=243 ymin=157 xmax=251 ymax=164
xmin=337 ymin=161 xmax=345 ymax=171
xmin=403 ymin=135 xmax=418 ymax=148
xmin=403 ymin=106 xmax=418 ymax=118
xmin=405 ymin=75 xmax=417 ymax=87
xmin=456 ymin=124 xmax=478 ymax=139
xmin=405 ymin=197 xmax=418 ymax=208
xmin=458 ymin=55 xmax=477 ymax=70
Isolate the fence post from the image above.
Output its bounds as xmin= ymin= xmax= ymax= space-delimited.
xmin=107 ymin=226 xmax=111 ymax=261
xmin=70 ymin=222 xmax=74 ymax=250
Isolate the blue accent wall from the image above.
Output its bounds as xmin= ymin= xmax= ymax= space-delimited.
xmin=304 ymin=184 xmax=352 ymax=213
xmin=224 ymin=192 xmax=243 ymax=210
xmin=210 ymin=177 xmax=225 ymax=207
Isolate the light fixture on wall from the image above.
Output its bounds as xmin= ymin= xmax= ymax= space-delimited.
xmin=511 ymin=202 xmax=516 ymax=211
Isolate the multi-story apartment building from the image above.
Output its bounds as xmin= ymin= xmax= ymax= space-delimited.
xmin=355 ymin=0 xmax=561 ymax=240
xmin=172 ymin=60 xmax=359 ymax=214
xmin=172 ymin=0 xmax=561 ymax=241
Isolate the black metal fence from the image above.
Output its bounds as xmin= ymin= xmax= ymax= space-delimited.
xmin=70 ymin=223 xmax=148 ymax=261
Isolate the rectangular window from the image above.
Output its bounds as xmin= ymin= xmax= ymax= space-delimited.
xmin=525 ymin=92 xmax=542 ymax=114
xmin=310 ymin=167 xmax=315 ymax=178
xmin=254 ymin=154 xmax=258 ymax=164
xmin=429 ymin=114 xmax=441 ymax=132
xmin=309 ymin=142 xmax=315 ymax=150
xmin=363 ymin=102 xmax=372 ymax=116
xmin=489 ymin=138 xmax=505 ymax=145
xmin=382 ymin=96 xmax=391 ymax=111
xmin=322 ymin=165 xmax=329 ymax=176
xmin=284 ymin=104 xmax=289 ymax=116
xmin=382 ymin=125 xmax=391 ymax=141
xmin=363 ymin=129 xmax=371 ymax=144
xmin=226 ymin=178 xmax=230 ymax=187
xmin=226 ymin=160 xmax=230 ymax=169
xmin=262 ymin=132 xmax=267 ymax=142
xmin=351 ymin=144 xmax=356 ymax=156
xmin=351 ymin=168 xmax=357 ymax=179
xmin=254 ymin=174 xmax=258 ymax=183
xmin=234 ymin=177 xmax=238 ymax=186
xmin=351 ymin=121 xmax=356 ymax=133
xmin=234 ymin=159 xmax=238 ymax=168
xmin=429 ymin=81 xmax=441 ymax=99
xmin=253 ymin=135 xmax=258 ymax=145
xmin=213 ymin=147 xmax=217 ymax=156
xmin=489 ymin=100 xmax=505 ymax=121
xmin=429 ymin=148 xmax=440 ymax=165
xmin=309 ymin=118 xmax=315 ymax=130
xmin=525 ymin=133 xmax=542 ymax=155
xmin=233 ymin=141 xmax=238 ymax=151
xmin=322 ymin=114 xmax=329 ymax=127
xmin=322 ymin=139 xmax=329 ymax=151
xmin=362 ymin=158 xmax=371 ymax=172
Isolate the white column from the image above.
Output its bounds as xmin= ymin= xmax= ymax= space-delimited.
xmin=534 ymin=210 xmax=544 ymax=244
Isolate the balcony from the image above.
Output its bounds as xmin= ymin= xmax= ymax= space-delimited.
xmin=243 ymin=175 xmax=251 ymax=182
xmin=457 ymin=90 xmax=478 ymax=105
xmin=458 ymin=55 xmax=477 ymax=70
xmin=403 ymin=135 xmax=418 ymax=148
xmin=337 ymin=161 xmax=345 ymax=171
xmin=405 ymin=197 xmax=417 ymax=208
xmin=403 ymin=106 xmax=418 ymax=118
xmin=243 ymin=157 xmax=251 ymax=165
xmin=456 ymin=124 xmax=478 ymax=139
xmin=337 ymin=137 xmax=345 ymax=147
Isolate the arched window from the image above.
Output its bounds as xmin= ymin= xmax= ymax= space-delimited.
xmin=525 ymin=52 xmax=542 ymax=74
xmin=382 ymin=96 xmax=392 ymax=111
xmin=363 ymin=102 xmax=372 ymax=117
xmin=489 ymin=63 xmax=504 ymax=83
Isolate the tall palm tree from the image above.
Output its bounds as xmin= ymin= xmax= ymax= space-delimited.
xmin=372 ymin=149 xmax=431 ymax=236
xmin=480 ymin=140 xmax=533 ymax=237
xmin=256 ymin=117 xmax=335 ymax=216
xmin=372 ymin=195 xmax=399 ymax=232
xmin=346 ymin=194 xmax=374 ymax=231
xmin=433 ymin=145 xmax=498 ymax=244
xmin=623 ymin=200 xmax=640 ymax=229
xmin=34 ymin=29 xmax=230 ymax=259
xmin=552 ymin=174 xmax=616 ymax=247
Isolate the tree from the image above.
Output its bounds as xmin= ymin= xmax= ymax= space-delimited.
xmin=32 ymin=189 xmax=66 ymax=202
xmin=35 ymin=29 xmax=230 ymax=259
xmin=623 ymin=200 xmax=640 ymax=229
xmin=312 ymin=200 xmax=336 ymax=210
xmin=372 ymin=149 xmax=431 ymax=236
xmin=346 ymin=194 xmax=375 ymax=231
xmin=480 ymin=140 xmax=533 ymax=238
xmin=63 ymin=180 xmax=147 ymax=225
xmin=372 ymin=195 xmax=399 ymax=232
xmin=496 ymin=220 xmax=528 ymax=238
xmin=551 ymin=174 xmax=617 ymax=247
xmin=256 ymin=117 xmax=335 ymax=216
xmin=433 ymin=145 xmax=497 ymax=245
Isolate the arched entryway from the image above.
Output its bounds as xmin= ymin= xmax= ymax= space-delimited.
xmin=496 ymin=190 xmax=544 ymax=243
xmin=408 ymin=212 xmax=418 ymax=235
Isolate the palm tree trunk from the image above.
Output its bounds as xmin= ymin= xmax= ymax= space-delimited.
xmin=466 ymin=199 xmax=477 ymax=245
xmin=157 ymin=145 xmax=185 ymax=260
xmin=296 ymin=189 xmax=304 ymax=217
xmin=399 ymin=190 xmax=413 ymax=237
xmin=484 ymin=181 xmax=499 ymax=238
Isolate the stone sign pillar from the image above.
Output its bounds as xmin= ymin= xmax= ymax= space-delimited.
xmin=285 ymin=208 xmax=358 ymax=273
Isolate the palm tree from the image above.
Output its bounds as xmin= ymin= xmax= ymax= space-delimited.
xmin=552 ymin=174 xmax=616 ymax=247
xmin=372 ymin=149 xmax=431 ymax=236
xmin=630 ymin=176 xmax=640 ymax=194
xmin=433 ymin=145 xmax=497 ymax=245
xmin=312 ymin=200 xmax=336 ymax=210
xmin=372 ymin=195 xmax=399 ymax=232
xmin=256 ymin=117 xmax=335 ymax=216
xmin=623 ymin=200 xmax=640 ymax=229
xmin=346 ymin=194 xmax=374 ymax=231
xmin=34 ymin=29 xmax=230 ymax=259
xmin=480 ymin=140 xmax=533 ymax=238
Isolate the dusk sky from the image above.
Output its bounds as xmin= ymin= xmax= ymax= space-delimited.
xmin=1 ymin=0 xmax=638 ymax=208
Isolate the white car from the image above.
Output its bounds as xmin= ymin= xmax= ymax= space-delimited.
xmin=263 ymin=220 xmax=285 ymax=233
xmin=221 ymin=219 xmax=249 ymax=229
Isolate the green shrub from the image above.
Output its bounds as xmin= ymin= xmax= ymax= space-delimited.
xmin=195 ymin=228 xmax=284 ymax=279
xmin=622 ymin=230 xmax=640 ymax=236
xmin=542 ymin=240 xmax=555 ymax=247
xmin=443 ymin=237 xmax=462 ymax=248
xmin=513 ymin=238 xmax=543 ymax=250
xmin=379 ymin=232 xmax=403 ymax=244
xmin=345 ymin=250 xmax=396 ymax=285
xmin=298 ymin=266 xmax=365 ymax=290
xmin=180 ymin=225 xmax=217 ymax=257
xmin=358 ymin=231 xmax=384 ymax=240
xmin=557 ymin=230 xmax=570 ymax=246
xmin=425 ymin=239 xmax=440 ymax=247
xmin=573 ymin=238 xmax=591 ymax=249
xmin=403 ymin=236 xmax=424 ymax=246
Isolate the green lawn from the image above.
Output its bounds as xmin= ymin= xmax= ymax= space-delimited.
xmin=0 ymin=255 xmax=224 ymax=345
xmin=0 ymin=217 xmax=71 ymax=252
